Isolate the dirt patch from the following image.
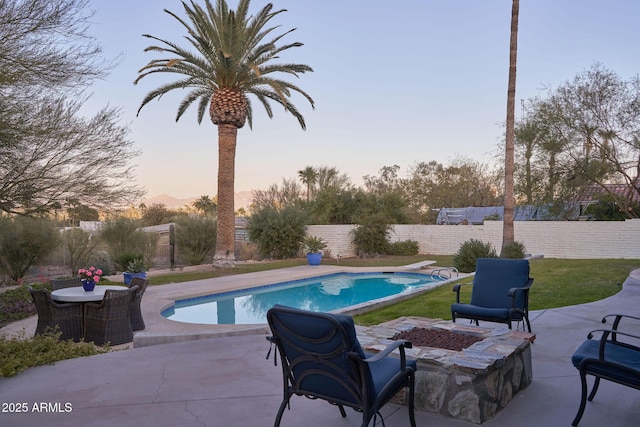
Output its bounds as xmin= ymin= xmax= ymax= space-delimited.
xmin=393 ymin=328 xmax=484 ymax=351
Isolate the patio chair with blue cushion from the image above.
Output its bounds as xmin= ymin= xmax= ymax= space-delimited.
xmin=570 ymin=314 xmax=640 ymax=426
xmin=451 ymin=258 xmax=533 ymax=332
xmin=266 ymin=304 xmax=417 ymax=427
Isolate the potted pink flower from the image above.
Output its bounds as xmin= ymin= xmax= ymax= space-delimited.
xmin=78 ymin=266 xmax=103 ymax=291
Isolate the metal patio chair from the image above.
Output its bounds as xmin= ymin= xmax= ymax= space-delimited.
xmin=266 ymin=304 xmax=417 ymax=427
xmin=570 ymin=314 xmax=640 ymax=425
xmin=451 ymin=258 xmax=534 ymax=332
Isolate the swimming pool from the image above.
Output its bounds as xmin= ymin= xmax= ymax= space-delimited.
xmin=162 ymin=272 xmax=446 ymax=325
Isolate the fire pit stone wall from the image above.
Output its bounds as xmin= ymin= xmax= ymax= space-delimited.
xmin=356 ymin=317 xmax=535 ymax=424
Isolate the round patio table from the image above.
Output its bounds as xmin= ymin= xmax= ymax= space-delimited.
xmin=51 ymin=285 xmax=128 ymax=303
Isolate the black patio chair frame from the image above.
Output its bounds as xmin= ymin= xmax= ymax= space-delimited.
xmin=451 ymin=258 xmax=533 ymax=332
xmin=266 ymin=304 xmax=416 ymax=427
xmin=570 ymin=313 xmax=640 ymax=426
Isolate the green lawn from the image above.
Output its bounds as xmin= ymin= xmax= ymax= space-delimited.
xmin=353 ymin=258 xmax=637 ymax=326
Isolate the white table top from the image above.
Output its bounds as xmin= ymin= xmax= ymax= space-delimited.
xmin=51 ymin=285 xmax=128 ymax=302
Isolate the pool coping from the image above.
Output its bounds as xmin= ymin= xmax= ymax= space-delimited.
xmin=134 ymin=263 xmax=469 ymax=347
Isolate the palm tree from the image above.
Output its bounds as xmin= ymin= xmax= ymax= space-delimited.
xmin=297 ymin=166 xmax=318 ymax=202
xmin=502 ymin=0 xmax=519 ymax=255
xmin=135 ymin=0 xmax=314 ymax=267
xmin=193 ymin=195 xmax=216 ymax=216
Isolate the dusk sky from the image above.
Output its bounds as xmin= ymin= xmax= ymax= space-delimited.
xmin=83 ymin=1 xmax=640 ymax=200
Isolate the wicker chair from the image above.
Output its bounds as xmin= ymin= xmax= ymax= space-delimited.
xmin=84 ymin=286 xmax=138 ymax=346
xmin=29 ymin=287 xmax=84 ymax=342
xmin=128 ymin=276 xmax=150 ymax=331
xmin=50 ymin=277 xmax=81 ymax=290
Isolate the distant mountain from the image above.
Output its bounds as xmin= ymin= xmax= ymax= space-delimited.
xmin=141 ymin=194 xmax=194 ymax=209
xmin=141 ymin=191 xmax=253 ymax=211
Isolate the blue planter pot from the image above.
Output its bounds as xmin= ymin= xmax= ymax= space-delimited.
xmin=306 ymin=252 xmax=322 ymax=266
xmin=123 ymin=271 xmax=147 ymax=285
xmin=81 ymin=279 xmax=96 ymax=292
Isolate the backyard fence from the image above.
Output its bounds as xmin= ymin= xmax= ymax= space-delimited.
xmin=308 ymin=219 xmax=640 ymax=260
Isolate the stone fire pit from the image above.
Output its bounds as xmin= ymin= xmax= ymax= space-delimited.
xmin=356 ymin=317 xmax=535 ymax=424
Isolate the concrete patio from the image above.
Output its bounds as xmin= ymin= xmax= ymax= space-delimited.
xmin=1 ymin=266 xmax=640 ymax=426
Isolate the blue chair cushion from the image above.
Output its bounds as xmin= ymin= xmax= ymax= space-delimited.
xmin=367 ymin=352 xmax=417 ymax=397
xmin=330 ymin=312 xmax=417 ymax=399
xmin=571 ymin=339 xmax=640 ymax=388
xmin=329 ymin=312 xmax=366 ymax=358
xmin=269 ymin=306 xmax=367 ymax=404
xmin=451 ymin=303 xmax=513 ymax=321
xmin=470 ymin=258 xmax=530 ymax=309
xmin=270 ymin=305 xmax=366 ymax=357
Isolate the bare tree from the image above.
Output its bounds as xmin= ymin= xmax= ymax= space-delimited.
xmin=0 ymin=98 xmax=142 ymax=215
xmin=404 ymin=158 xmax=501 ymax=223
xmin=0 ymin=0 xmax=140 ymax=215
xmin=251 ymin=179 xmax=304 ymax=211
xmin=519 ymin=64 xmax=640 ymax=218
xmin=0 ymin=0 xmax=107 ymax=91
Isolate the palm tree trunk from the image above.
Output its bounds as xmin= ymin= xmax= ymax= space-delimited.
xmin=502 ymin=0 xmax=519 ymax=255
xmin=214 ymin=123 xmax=237 ymax=267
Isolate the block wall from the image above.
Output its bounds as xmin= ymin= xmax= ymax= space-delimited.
xmin=308 ymin=219 xmax=640 ymax=259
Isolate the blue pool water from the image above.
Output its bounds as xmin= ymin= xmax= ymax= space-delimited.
xmin=162 ymin=272 xmax=445 ymax=325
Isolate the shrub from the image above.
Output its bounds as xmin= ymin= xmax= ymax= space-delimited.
xmin=302 ymin=235 xmax=327 ymax=254
xmin=89 ymin=251 xmax=112 ymax=276
xmin=174 ymin=216 xmax=216 ymax=265
xmin=0 ymin=217 xmax=60 ymax=284
xmin=247 ymin=206 xmax=307 ymax=259
xmin=583 ymin=194 xmax=640 ymax=220
xmin=0 ymin=331 xmax=109 ymax=377
xmin=235 ymin=241 xmax=258 ymax=261
xmin=388 ymin=240 xmax=419 ymax=256
xmin=453 ymin=239 xmax=497 ymax=273
xmin=98 ymin=219 xmax=158 ymax=271
xmin=0 ymin=283 xmax=50 ymax=328
xmin=126 ymin=257 xmax=147 ymax=273
xmin=62 ymin=228 xmax=97 ymax=277
xmin=115 ymin=252 xmax=143 ymax=272
xmin=351 ymin=217 xmax=391 ymax=257
xmin=502 ymin=241 xmax=527 ymax=259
